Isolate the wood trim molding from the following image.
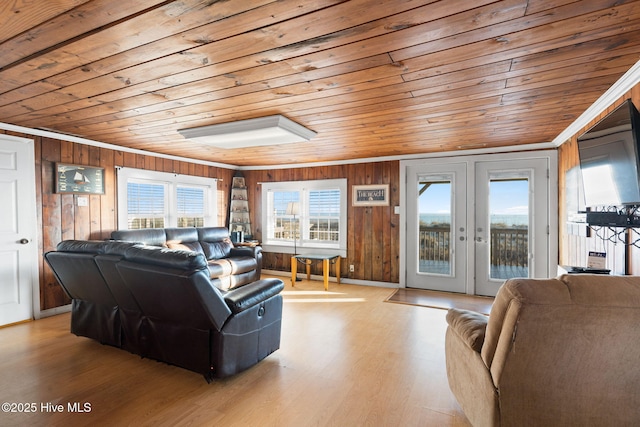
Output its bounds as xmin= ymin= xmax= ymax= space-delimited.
xmin=553 ymin=58 xmax=640 ymax=147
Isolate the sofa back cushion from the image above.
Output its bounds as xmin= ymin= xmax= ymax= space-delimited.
xmin=481 ymin=274 xmax=640 ymax=425
xmin=122 ymin=245 xmax=208 ymax=270
xmin=165 ymin=227 xmax=204 ymax=254
xmin=45 ymin=242 xmax=117 ymax=305
xmin=111 ymin=228 xmax=167 ymax=247
xmin=198 ymin=227 xmax=234 ymax=260
xmin=481 ymin=277 xmax=569 ymax=369
xmin=116 ymin=245 xmax=232 ymax=331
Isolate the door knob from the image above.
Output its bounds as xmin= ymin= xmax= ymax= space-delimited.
xmin=19 ymin=238 xmax=29 ymax=244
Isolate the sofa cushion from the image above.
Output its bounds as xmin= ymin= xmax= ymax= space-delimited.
xmin=112 ymin=228 xmax=168 ymax=247
xmin=57 ymin=239 xmax=107 ymax=254
xmin=198 ymin=227 xmax=234 ymax=259
xmin=164 ymin=227 xmax=204 ymax=254
xmin=201 ymin=240 xmax=234 ymax=260
xmin=167 ymin=241 xmax=205 ymax=254
xmin=446 ymin=308 xmax=488 ymax=352
xmin=481 ymin=277 xmax=568 ymax=369
xmin=207 ymin=257 xmax=258 ymax=289
xmin=560 ymin=273 xmax=640 ymax=307
xmin=103 ymin=241 xmax=140 ymax=256
xmin=123 ymin=245 xmax=208 ymax=270
xmin=56 ymin=240 xmax=141 ymax=256
xmin=212 ymin=272 xmax=258 ymax=291
xmin=165 ymin=227 xmax=197 ymax=243
xmin=208 ymin=257 xmax=257 ymax=276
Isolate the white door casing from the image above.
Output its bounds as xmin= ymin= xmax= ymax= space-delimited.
xmin=400 ymin=150 xmax=558 ymax=296
xmin=0 ymin=135 xmax=39 ymax=325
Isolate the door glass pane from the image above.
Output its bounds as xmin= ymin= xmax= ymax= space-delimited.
xmin=489 ymin=179 xmax=529 ymax=280
xmin=418 ymin=179 xmax=452 ymax=275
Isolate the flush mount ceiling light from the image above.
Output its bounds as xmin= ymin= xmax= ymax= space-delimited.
xmin=178 ymin=115 xmax=317 ymax=149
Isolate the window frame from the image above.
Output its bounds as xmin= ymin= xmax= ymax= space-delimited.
xmin=117 ymin=167 xmax=217 ymax=230
xmin=261 ymin=179 xmax=347 ymax=257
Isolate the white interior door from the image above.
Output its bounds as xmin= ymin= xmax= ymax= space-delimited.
xmin=406 ymin=163 xmax=467 ymax=293
xmin=0 ymin=136 xmax=38 ymax=326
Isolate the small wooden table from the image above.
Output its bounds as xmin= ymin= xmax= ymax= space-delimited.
xmin=291 ymin=254 xmax=341 ymax=291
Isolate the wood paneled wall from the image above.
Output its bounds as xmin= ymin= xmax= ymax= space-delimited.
xmin=1 ymin=130 xmax=235 ymax=311
xmin=14 ymin=87 xmax=640 ymax=311
xmin=0 ymin=127 xmax=399 ymax=311
xmin=243 ymin=161 xmax=400 ymax=284
xmin=8 ymin=77 xmax=639 ymax=312
xmin=558 ymin=83 xmax=640 ymax=275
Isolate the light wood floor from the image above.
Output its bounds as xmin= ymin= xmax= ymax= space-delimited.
xmin=0 ymin=277 xmax=471 ymax=427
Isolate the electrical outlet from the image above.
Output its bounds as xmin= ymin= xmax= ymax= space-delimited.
xmin=349 ymin=264 xmax=354 ymax=272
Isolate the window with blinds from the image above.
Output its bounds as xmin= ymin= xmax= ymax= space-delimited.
xmin=262 ymin=179 xmax=347 ymax=256
xmin=271 ymin=191 xmax=299 ymax=241
xmin=127 ymin=181 xmax=167 ymax=229
xmin=177 ymin=186 xmax=205 ymax=227
xmin=308 ymin=189 xmax=340 ymax=241
xmin=117 ymin=167 xmax=217 ymax=230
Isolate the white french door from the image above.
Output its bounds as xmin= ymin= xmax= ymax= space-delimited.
xmin=0 ymin=135 xmax=39 ymax=325
xmin=403 ymin=152 xmax=556 ymax=296
xmin=406 ymin=163 xmax=467 ymax=293
xmin=474 ymin=158 xmax=550 ymax=296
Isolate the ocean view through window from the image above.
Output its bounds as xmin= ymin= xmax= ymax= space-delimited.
xmin=262 ymin=179 xmax=347 ymax=257
xmin=419 ymin=178 xmax=530 ymax=280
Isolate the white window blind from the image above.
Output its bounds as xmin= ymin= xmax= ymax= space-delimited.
xmin=127 ymin=180 xmax=166 ymax=229
xmin=308 ymin=189 xmax=340 ymax=242
xmin=177 ymin=186 xmax=205 ymax=227
xmin=117 ymin=167 xmax=217 ymax=230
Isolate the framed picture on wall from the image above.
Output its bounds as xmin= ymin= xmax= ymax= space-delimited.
xmin=55 ymin=163 xmax=105 ymax=194
xmin=352 ymin=184 xmax=389 ymax=206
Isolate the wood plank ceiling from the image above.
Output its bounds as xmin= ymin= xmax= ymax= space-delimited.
xmin=1 ymin=0 xmax=639 ymax=167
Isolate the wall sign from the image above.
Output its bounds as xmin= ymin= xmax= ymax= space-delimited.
xmin=352 ymin=184 xmax=389 ymax=206
xmin=56 ymin=163 xmax=105 ymax=194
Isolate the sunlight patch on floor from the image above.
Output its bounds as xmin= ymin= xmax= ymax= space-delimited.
xmin=281 ymin=290 xmax=345 ymax=296
xmin=283 ymin=298 xmax=366 ymax=303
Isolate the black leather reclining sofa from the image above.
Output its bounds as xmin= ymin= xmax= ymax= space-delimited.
xmin=44 ymin=227 xmax=284 ymax=381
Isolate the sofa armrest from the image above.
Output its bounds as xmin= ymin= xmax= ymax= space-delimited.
xmin=446 ymin=308 xmax=488 ymax=353
xmin=229 ymin=245 xmax=262 ymax=279
xmin=229 ymin=245 xmax=261 ymax=259
xmin=223 ymin=278 xmax=284 ymax=314
xmin=445 ymin=325 xmax=499 ymax=426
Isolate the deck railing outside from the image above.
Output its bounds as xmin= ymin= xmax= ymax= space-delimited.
xmin=489 ymin=226 xmax=528 ymax=267
xmin=419 ymin=225 xmax=529 ymax=270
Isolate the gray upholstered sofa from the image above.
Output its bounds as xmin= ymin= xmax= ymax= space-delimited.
xmin=445 ymin=274 xmax=640 ymax=426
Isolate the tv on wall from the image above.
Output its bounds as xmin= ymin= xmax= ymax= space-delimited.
xmin=577 ymin=99 xmax=640 ymax=207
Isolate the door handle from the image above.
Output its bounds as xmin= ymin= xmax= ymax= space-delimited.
xmin=19 ymin=238 xmax=29 ymax=244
